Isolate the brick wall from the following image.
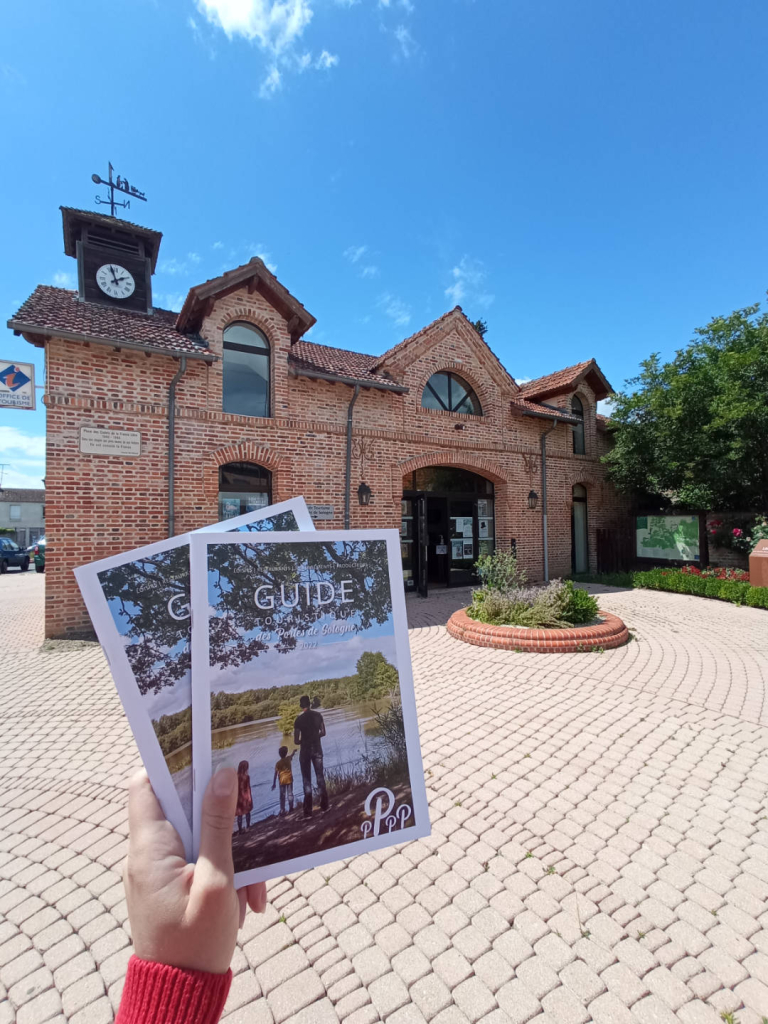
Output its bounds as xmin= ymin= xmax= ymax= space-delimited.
xmin=41 ymin=287 xmax=630 ymax=637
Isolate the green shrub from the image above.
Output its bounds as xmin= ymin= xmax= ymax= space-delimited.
xmin=717 ymin=580 xmax=751 ymax=605
xmin=475 ymin=551 xmax=527 ymax=591
xmin=562 ymin=581 xmax=599 ymax=624
xmin=746 ymin=587 xmax=768 ymax=608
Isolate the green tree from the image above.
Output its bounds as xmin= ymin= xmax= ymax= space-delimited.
xmin=603 ymin=299 xmax=768 ymax=510
xmin=277 ymin=700 xmax=300 ymax=736
xmin=472 ymin=318 xmax=488 ymax=338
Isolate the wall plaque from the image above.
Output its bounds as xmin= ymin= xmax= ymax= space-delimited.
xmin=80 ymin=427 xmax=141 ymax=457
xmin=307 ymin=504 xmax=335 ymax=520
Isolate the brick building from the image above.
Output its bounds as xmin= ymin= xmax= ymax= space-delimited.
xmin=9 ymin=208 xmax=628 ymax=637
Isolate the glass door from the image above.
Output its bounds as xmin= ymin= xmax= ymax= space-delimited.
xmin=417 ymin=495 xmax=429 ymax=597
xmin=400 ymin=499 xmax=415 ymax=591
xmin=448 ymin=499 xmax=476 ymax=586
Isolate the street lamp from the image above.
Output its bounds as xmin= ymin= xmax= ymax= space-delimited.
xmin=528 ymin=490 xmax=539 ymax=510
xmin=357 ymin=482 xmax=372 ymax=506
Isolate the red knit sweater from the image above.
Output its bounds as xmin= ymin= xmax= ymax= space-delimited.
xmin=116 ymin=956 xmax=232 ymax=1024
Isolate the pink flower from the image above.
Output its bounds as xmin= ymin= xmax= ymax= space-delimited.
xmin=733 ymin=528 xmax=743 ymax=537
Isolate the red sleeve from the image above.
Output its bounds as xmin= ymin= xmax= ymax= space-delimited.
xmin=116 ymin=956 xmax=232 ymax=1024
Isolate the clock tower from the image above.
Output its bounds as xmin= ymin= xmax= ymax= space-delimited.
xmin=61 ymin=207 xmax=162 ymax=314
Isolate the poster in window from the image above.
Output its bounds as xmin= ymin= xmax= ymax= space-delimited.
xmin=478 ymin=518 xmax=490 ymax=539
xmin=479 ymin=539 xmax=493 ymax=557
xmin=451 ymin=539 xmax=464 ymax=560
xmin=477 ymin=500 xmax=489 ymax=518
xmin=221 ymin=498 xmax=240 ymax=519
xmin=463 ymin=540 xmax=474 ymax=559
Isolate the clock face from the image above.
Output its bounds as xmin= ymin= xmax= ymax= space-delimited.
xmin=96 ymin=264 xmax=136 ymax=300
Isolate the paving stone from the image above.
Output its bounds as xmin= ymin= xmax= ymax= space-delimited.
xmin=588 ymin=991 xmax=641 ymax=1024
xmin=410 ymin=973 xmax=453 ymax=1020
xmin=15 ymin=987 xmax=62 ymax=1024
xmin=368 ymin=971 xmax=410 ymax=1017
xmin=267 ymin=968 xmax=325 ymax=1024
xmin=496 ymin=979 xmax=541 ymax=1023
xmin=540 ymin=985 xmax=589 ymax=1024
xmin=632 ymin=993 xmax=684 ymax=1023
xmin=60 ymin=969 xmax=104 ymax=1016
xmin=256 ymin=945 xmax=310 ymax=995
xmin=352 ymin=946 xmax=390 ymax=986
xmin=451 ymin=977 xmax=497 ymax=1022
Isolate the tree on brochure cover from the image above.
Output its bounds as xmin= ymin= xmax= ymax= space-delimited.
xmin=96 ymin=511 xmax=301 ymax=697
xmin=98 ymin=546 xmax=191 ymax=697
xmin=207 ymin=539 xmax=392 ymax=671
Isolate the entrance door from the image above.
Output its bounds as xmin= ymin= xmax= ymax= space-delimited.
xmin=417 ymin=495 xmax=429 ymax=598
xmin=572 ymin=484 xmax=588 ymax=574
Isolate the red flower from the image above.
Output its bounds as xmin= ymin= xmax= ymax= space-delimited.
xmin=733 ymin=528 xmax=743 ymax=537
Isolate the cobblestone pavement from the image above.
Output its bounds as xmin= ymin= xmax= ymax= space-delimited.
xmin=2 ymin=571 xmax=768 ymax=1024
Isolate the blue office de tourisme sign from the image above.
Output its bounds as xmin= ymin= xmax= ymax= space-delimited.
xmin=0 ymin=361 xmax=36 ymax=410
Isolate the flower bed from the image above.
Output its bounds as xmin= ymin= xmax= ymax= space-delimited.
xmin=447 ymin=608 xmax=629 ymax=653
xmin=450 ymin=551 xmax=629 ymax=652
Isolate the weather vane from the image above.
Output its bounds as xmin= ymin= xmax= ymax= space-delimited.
xmin=91 ymin=163 xmax=148 ymax=218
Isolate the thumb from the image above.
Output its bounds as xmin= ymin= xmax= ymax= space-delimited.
xmin=197 ymin=766 xmax=238 ymax=882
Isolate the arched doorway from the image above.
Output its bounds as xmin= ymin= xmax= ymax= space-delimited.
xmin=218 ymin=462 xmax=272 ymax=520
xmin=572 ymin=484 xmax=589 ymax=574
xmin=401 ymin=467 xmax=495 ymax=595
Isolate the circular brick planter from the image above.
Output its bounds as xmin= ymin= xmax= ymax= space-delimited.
xmin=446 ymin=608 xmax=629 ymax=653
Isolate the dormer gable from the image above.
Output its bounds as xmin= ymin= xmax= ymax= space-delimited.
xmin=371 ymin=306 xmax=519 ymax=395
xmin=177 ymin=257 xmax=316 ymax=342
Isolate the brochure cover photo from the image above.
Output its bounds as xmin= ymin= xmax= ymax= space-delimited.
xmin=74 ymin=498 xmax=314 ymax=856
xmin=191 ymin=530 xmax=429 ymax=883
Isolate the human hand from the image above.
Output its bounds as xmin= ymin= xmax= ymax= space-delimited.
xmin=123 ymin=768 xmax=267 ymax=973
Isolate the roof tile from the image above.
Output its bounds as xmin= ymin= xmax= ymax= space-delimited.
xmin=518 ymin=361 xmax=594 ymax=399
xmin=8 ymin=286 xmax=212 ymax=359
xmin=288 ymin=340 xmax=403 ymax=389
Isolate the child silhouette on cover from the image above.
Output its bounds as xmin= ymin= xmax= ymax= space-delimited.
xmin=271 ymin=746 xmax=296 ymax=815
xmin=235 ymin=760 xmax=252 ymax=833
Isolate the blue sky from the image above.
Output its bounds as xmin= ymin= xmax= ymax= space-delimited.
xmin=2 ymin=0 xmax=767 ymax=489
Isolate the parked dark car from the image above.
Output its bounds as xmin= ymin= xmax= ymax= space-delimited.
xmin=33 ymin=538 xmax=45 ymax=573
xmin=0 ymin=537 xmax=30 ymax=573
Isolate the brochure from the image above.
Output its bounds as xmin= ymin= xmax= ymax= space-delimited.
xmin=74 ymin=498 xmax=314 ymax=858
xmin=190 ymin=529 xmax=429 ymax=884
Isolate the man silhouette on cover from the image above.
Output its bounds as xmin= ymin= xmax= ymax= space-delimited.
xmin=294 ymin=695 xmax=329 ymax=818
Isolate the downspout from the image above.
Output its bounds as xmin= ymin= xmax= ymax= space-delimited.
xmin=168 ymin=356 xmax=188 ymax=538
xmin=344 ymin=384 xmax=361 ymax=529
xmin=540 ymin=419 xmax=557 ymax=582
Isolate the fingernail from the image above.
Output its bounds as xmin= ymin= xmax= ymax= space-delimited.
xmin=213 ymin=766 xmax=235 ymax=797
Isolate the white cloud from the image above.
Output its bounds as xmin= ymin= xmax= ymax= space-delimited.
xmin=597 ymin=398 xmax=615 ymax=417
xmin=361 ymin=265 xmax=379 ymax=279
xmin=246 ymin=243 xmax=277 ymax=273
xmin=195 ymin=0 xmax=313 ymax=54
xmin=195 ymin=0 xmax=342 ymax=96
xmin=445 ymin=256 xmax=494 ymax=309
xmin=344 ymin=245 xmax=368 ymax=264
xmin=213 ymin=241 xmax=224 ymax=250
xmin=378 ymin=293 xmax=411 ymax=328
xmin=393 ymin=24 xmax=416 ymax=58
xmin=187 ymin=252 xmax=202 ymax=264
xmin=0 ymin=427 xmax=46 ymax=489
xmin=315 ymin=49 xmax=338 ymax=70
xmin=51 ymin=271 xmax=75 ymax=289
xmin=398 ymin=0 xmax=414 ymax=10
xmin=259 ymin=64 xmax=282 ymax=97
xmin=155 ymin=292 xmax=188 ymax=312
xmin=515 ymin=376 xmax=532 ymax=385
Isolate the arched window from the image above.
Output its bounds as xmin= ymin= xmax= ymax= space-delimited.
xmin=218 ymin=462 xmax=271 ymax=520
xmin=421 ymin=372 xmax=482 ymax=415
xmin=222 ymin=322 xmax=270 ymax=417
xmin=571 ymin=395 xmax=585 ymax=454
